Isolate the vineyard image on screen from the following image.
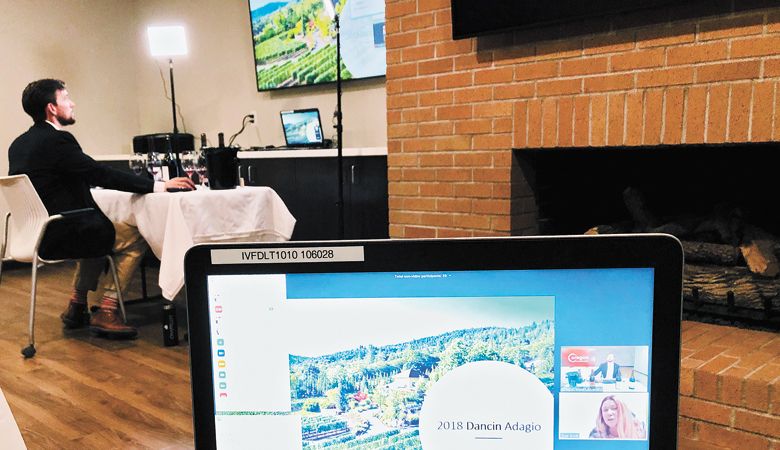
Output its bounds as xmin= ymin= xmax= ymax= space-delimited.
xmin=249 ymin=0 xmax=386 ymax=90
xmin=285 ymin=297 xmax=555 ymax=449
xmin=282 ymin=110 xmax=324 ymax=146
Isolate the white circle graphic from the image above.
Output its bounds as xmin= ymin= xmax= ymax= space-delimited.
xmin=419 ymin=361 xmax=553 ymax=449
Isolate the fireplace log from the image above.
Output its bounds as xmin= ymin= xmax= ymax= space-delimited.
xmin=622 ymin=187 xmax=657 ymax=231
xmin=584 ymin=222 xmax=632 ymax=235
xmin=650 ymin=221 xmax=695 ymax=239
xmin=740 ymin=225 xmax=780 ymax=278
xmin=692 ymin=206 xmax=744 ymax=247
xmin=585 ymin=225 xmax=611 ymax=235
xmin=681 ymin=241 xmax=742 ymax=266
xmin=684 ymin=264 xmax=779 ymax=309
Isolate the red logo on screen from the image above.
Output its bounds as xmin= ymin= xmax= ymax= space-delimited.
xmin=563 ymin=348 xmax=594 ymax=367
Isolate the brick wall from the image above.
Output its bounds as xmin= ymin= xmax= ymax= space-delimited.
xmin=386 ymin=2 xmax=780 ymax=238
xmin=679 ymin=321 xmax=780 ymax=449
xmin=385 ymin=4 xmax=780 ymax=447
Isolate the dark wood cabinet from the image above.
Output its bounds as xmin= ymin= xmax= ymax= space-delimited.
xmin=240 ymin=155 xmax=388 ymax=240
xmin=342 ymin=156 xmax=388 ymax=239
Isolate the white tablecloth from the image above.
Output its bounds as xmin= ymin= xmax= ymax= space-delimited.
xmin=92 ymin=186 xmax=296 ymax=299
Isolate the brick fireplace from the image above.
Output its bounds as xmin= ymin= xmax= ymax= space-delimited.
xmin=386 ymin=1 xmax=780 ymax=239
xmin=385 ymin=1 xmax=780 ymax=447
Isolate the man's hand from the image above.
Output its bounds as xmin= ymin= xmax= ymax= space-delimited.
xmin=164 ymin=177 xmax=196 ymax=191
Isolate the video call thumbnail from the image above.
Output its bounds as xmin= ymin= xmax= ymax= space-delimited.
xmin=559 ymin=392 xmax=648 ymax=440
xmin=560 ymin=346 xmax=649 ymax=393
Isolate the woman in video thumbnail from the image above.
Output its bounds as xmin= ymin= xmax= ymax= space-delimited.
xmin=589 ymin=395 xmax=646 ymax=439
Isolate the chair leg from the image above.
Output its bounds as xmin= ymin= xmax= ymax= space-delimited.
xmin=0 ymin=212 xmax=10 ymax=285
xmin=106 ymin=255 xmax=127 ymax=323
xmin=21 ymin=254 xmax=40 ymax=358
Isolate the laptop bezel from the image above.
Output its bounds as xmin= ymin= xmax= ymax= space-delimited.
xmin=184 ymin=235 xmax=683 ymax=450
xmin=279 ymin=108 xmax=325 ymax=148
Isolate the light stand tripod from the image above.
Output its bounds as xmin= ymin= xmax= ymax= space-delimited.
xmin=334 ymin=14 xmax=345 ymax=239
xmin=321 ymin=0 xmax=345 ymax=239
xmin=147 ymin=24 xmax=188 ymax=347
xmin=168 ymin=58 xmax=183 ymax=175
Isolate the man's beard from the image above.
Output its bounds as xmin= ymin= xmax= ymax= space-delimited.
xmin=57 ymin=114 xmax=75 ymax=126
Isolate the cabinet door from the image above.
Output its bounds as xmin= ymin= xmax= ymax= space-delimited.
xmin=243 ymin=156 xmax=386 ymax=241
xmin=244 ymin=157 xmax=340 ymax=240
xmin=294 ymin=158 xmax=340 ymax=240
xmin=245 ymin=158 xmax=296 ymax=203
xmin=343 ymin=156 xmax=389 ymax=239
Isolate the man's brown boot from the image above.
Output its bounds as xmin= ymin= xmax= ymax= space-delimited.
xmin=90 ymin=306 xmax=137 ymax=339
xmin=60 ymin=301 xmax=90 ymax=329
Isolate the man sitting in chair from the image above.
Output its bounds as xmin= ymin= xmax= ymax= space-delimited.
xmin=7 ymin=79 xmax=194 ymax=338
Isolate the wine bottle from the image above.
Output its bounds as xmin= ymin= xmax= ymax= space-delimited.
xmin=146 ymin=136 xmax=161 ymax=181
xmin=162 ymin=302 xmax=179 ymax=347
xmin=159 ymin=136 xmax=170 ymax=179
xmin=165 ymin=135 xmax=184 ymax=178
xmin=196 ymin=133 xmax=209 ymax=186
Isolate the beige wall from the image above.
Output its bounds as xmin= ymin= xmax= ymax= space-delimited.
xmin=1 ymin=0 xmax=387 ymax=178
xmin=0 ymin=0 xmax=142 ymax=176
xmin=134 ymin=0 xmax=387 ymax=150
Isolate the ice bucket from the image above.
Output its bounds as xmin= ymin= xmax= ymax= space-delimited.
xmin=204 ymin=147 xmax=238 ymax=190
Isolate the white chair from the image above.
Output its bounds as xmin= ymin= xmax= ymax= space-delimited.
xmin=0 ymin=174 xmax=126 ymax=358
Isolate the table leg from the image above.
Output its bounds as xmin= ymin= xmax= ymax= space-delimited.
xmin=140 ymin=261 xmax=149 ymax=301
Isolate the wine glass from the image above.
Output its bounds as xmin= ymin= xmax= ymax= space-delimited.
xmin=195 ymin=151 xmax=208 ymax=187
xmin=180 ymin=152 xmax=197 ymax=182
xmin=128 ymin=153 xmax=147 ymax=176
xmin=147 ymin=152 xmax=163 ymax=181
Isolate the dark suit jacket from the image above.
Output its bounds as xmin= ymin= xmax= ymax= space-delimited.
xmin=8 ymin=122 xmax=154 ymax=260
xmin=592 ymin=361 xmax=622 ymax=381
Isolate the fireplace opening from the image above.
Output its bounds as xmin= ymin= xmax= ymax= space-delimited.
xmin=512 ymin=143 xmax=780 ymax=330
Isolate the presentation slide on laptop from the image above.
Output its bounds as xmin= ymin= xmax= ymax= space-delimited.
xmin=281 ymin=110 xmax=323 ymax=146
xmin=206 ymin=268 xmax=654 ymax=449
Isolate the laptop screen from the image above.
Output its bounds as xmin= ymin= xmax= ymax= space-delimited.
xmin=185 ymin=236 xmax=682 ymax=449
xmin=280 ymin=109 xmax=325 ymax=147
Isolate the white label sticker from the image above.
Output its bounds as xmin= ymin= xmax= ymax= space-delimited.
xmin=210 ymin=246 xmax=364 ymax=264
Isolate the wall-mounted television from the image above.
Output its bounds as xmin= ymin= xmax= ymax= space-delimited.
xmin=451 ymin=0 xmax=695 ymax=40
xmin=249 ymin=0 xmax=386 ymax=91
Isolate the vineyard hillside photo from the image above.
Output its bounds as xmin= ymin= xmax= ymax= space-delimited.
xmin=249 ymin=0 xmax=386 ymax=90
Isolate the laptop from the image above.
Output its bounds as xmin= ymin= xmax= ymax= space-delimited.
xmin=184 ymin=235 xmax=683 ymax=449
xmin=280 ymin=109 xmax=325 ymax=148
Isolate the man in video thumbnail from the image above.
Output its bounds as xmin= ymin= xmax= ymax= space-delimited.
xmin=591 ymin=353 xmax=621 ymax=381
